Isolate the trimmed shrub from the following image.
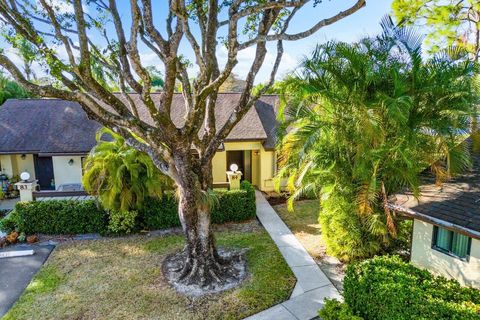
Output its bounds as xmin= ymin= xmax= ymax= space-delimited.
xmin=138 ymin=181 xmax=256 ymax=230
xmin=0 ymin=210 xmax=21 ymax=234
xmin=138 ymin=193 xmax=179 ymax=230
xmin=108 ymin=210 xmax=138 ymax=234
xmin=13 ymin=200 xmax=108 ymax=235
xmin=5 ymin=181 xmax=256 ymax=235
xmin=343 ymin=255 xmax=480 ymax=320
xmin=212 ymin=180 xmax=256 ymax=223
xmin=319 ymin=299 xmax=363 ymax=320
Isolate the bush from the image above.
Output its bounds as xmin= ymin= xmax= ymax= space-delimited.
xmin=212 ymin=181 xmax=256 ymax=223
xmin=319 ymin=191 xmax=383 ymax=262
xmin=319 ymin=299 xmax=363 ymax=320
xmin=0 ymin=210 xmax=21 ymax=234
xmin=5 ymin=181 xmax=256 ymax=235
xmin=13 ymin=200 xmax=108 ymax=235
xmin=138 ymin=181 xmax=256 ymax=230
xmin=343 ymin=255 xmax=480 ymax=320
xmin=108 ymin=210 xmax=138 ymax=234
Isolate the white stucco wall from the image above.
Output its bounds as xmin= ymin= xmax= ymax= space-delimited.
xmin=52 ymin=156 xmax=84 ymax=187
xmin=411 ymin=219 xmax=480 ymax=289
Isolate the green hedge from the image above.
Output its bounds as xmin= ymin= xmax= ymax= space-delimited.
xmin=13 ymin=200 xmax=108 ymax=235
xmin=4 ymin=181 xmax=256 ymax=235
xmin=340 ymin=255 xmax=480 ymax=320
xmin=138 ymin=180 xmax=256 ymax=230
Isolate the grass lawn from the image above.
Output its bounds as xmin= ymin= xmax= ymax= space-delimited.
xmin=4 ymin=227 xmax=295 ymax=320
xmin=273 ymin=200 xmax=324 ymax=260
xmin=273 ymin=200 xmax=345 ymax=290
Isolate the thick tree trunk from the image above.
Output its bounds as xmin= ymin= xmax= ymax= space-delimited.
xmin=162 ymin=153 xmax=245 ymax=292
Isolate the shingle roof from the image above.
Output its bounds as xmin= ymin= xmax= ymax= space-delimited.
xmin=0 ymin=99 xmax=101 ymax=155
xmin=0 ymin=93 xmax=279 ymax=154
xmin=390 ymin=148 xmax=480 ymax=237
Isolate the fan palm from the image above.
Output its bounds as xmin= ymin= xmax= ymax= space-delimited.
xmin=277 ymin=17 xmax=478 ymax=261
xmin=82 ymin=128 xmax=171 ymax=212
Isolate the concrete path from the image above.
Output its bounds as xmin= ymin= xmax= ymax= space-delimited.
xmin=0 ymin=198 xmax=19 ymax=211
xmin=245 ymin=191 xmax=341 ymax=320
xmin=0 ymin=244 xmax=55 ymax=317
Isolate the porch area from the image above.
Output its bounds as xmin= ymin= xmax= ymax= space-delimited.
xmin=212 ymin=141 xmax=277 ymax=192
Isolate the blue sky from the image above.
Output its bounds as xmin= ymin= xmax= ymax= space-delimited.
xmin=2 ymin=0 xmax=397 ymax=84
xmin=239 ymin=0 xmax=396 ymax=82
xmin=117 ymin=0 xmax=396 ymax=83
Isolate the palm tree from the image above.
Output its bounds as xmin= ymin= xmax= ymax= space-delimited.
xmin=276 ymin=17 xmax=478 ymax=261
xmin=0 ymin=73 xmax=30 ymax=105
xmin=82 ymin=128 xmax=171 ymax=212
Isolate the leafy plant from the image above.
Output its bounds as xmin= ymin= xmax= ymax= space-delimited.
xmin=319 ymin=299 xmax=363 ymax=320
xmin=82 ymin=128 xmax=171 ymax=212
xmin=13 ymin=200 xmax=108 ymax=235
xmin=0 ymin=73 xmax=30 ymax=105
xmin=342 ymin=255 xmax=480 ymax=319
xmin=8 ymin=181 xmax=256 ymax=235
xmin=108 ymin=210 xmax=138 ymax=234
xmin=276 ymin=17 xmax=478 ymax=261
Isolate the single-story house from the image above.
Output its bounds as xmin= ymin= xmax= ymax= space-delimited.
xmin=389 ymin=154 xmax=480 ymax=289
xmin=0 ymin=94 xmax=280 ymax=192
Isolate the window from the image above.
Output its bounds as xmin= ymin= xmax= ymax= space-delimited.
xmin=432 ymin=226 xmax=471 ymax=260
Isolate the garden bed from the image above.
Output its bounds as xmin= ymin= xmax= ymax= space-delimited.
xmin=3 ymin=226 xmax=295 ymax=320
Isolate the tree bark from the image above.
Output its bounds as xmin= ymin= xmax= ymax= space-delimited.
xmin=165 ymin=153 xmax=240 ymax=288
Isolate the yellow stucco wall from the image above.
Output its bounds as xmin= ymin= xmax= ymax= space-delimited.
xmin=211 ymin=141 xmax=276 ymax=191
xmin=0 ymin=155 xmax=14 ymax=178
xmin=212 ymin=150 xmax=227 ymax=184
xmin=52 ymin=156 xmax=84 ymax=187
xmin=411 ymin=219 xmax=480 ymax=289
xmin=14 ymin=154 xmax=36 ymax=179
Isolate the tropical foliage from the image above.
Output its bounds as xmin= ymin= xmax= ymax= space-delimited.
xmin=392 ymin=0 xmax=480 ymax=61
xmin=320 ymin=256 xmax=480 ymax=320
xmin=276 ymin=17 xmax=478 ymax=261
xmin=0 ymin=73 xmax=30 ymax=105
xmin=82 ymin=128 xmax=171 ymax=212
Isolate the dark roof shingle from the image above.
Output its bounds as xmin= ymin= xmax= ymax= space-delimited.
xmin=391 ymin=148 xmax=480 ymax=235
xmin=0 ymin=93 xmax=279 ymax=154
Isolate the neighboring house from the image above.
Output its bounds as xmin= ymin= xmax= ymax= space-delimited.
xmin=389 ymin=155 xmax=480 ymax=289
xmin=0 ymin=94 xmax=280 ymax=192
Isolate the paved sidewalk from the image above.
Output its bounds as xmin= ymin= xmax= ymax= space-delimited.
xmin=0 ymin=244 xmax=55 ymax=317
xmin=245 ymin=191 xmax=341 ymax=320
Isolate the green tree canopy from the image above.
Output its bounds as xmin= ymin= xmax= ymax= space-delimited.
xmin=392 ymin=0 xmax=480 ymax=60
xmin=276 ymin=17 xmax=478 ymax=261
xmin=0 ymin=73 xmax=30 ymax=105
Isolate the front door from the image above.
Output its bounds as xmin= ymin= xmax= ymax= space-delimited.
xmin=226 ymin=150 xmax=249 ymax=182
xmin=34 ymin=156 xmax=55 ymax=190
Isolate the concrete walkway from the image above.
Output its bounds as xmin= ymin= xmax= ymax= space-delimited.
xmin=0 ymin=244 xmax=55 ymax=317
xmin=246 ymin=191 xmax=341 ymax=320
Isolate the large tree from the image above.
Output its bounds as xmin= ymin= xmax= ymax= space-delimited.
xmin=392 ymin=0 xmax=480 ymax=61
xmin=0 ymin=0 xmax=365 ymax=289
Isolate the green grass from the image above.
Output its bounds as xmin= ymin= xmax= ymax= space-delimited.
xmin=274 ymin=200 xmax=325 ymax=260
xmin=4 ymin=229 xmax=295 ymax=320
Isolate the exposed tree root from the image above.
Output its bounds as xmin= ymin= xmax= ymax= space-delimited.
xmin=162 ymin=247 xmax=248 ymax=297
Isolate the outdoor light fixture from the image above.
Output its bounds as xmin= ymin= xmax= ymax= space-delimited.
xmin=230 ymin=163 xmax=239 ymax=172
xmin=20 ymin=172 xmax=30 ymax=182
xmin=21 ymin=154 xmax=26 ymax=160
xmin=68 ymin=159 xmax=74 ymax=166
